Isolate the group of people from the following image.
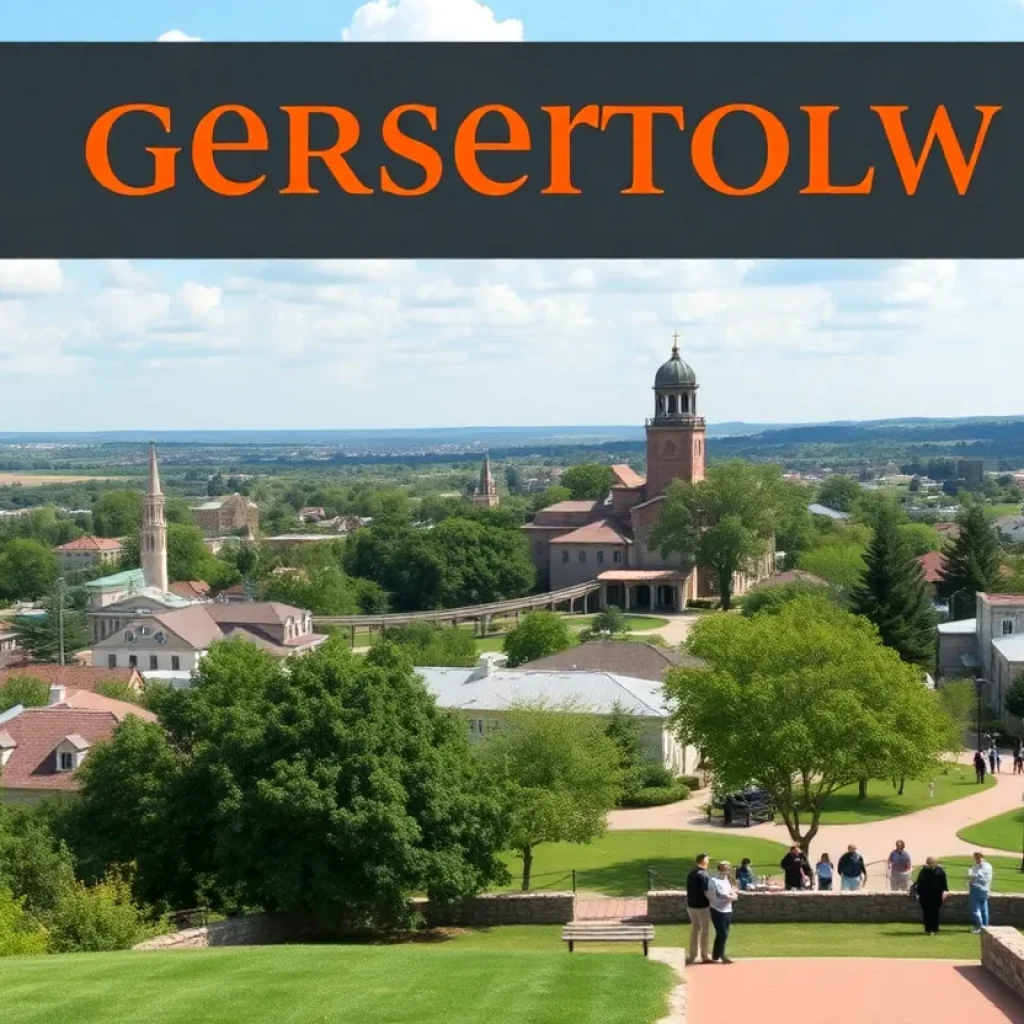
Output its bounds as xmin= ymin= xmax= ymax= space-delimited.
xmin=972 ymin=738 xmax=1024 ymax=781
xmin=684 ymin=844 xmax=997 ymax=960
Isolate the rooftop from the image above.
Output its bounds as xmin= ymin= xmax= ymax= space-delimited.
xmin=523 ymin=640 xmax=704 ymax=681
xmin=0 ymin=664 xmax=142 ymax=692
xmin=937 ymin=617 xmax=977 ymax=635
xmin=84 ymin=568 xmax=146 ymax=590
xmin=55 ymin=536 xmax=123 ymax=553
xmin=992 ymin=634 xmax=1024 ymax=662
xmin=597 ymin=569 xmax=688 ymax=582
xmin=917 ymin=551 xmax=947 ymax=584
xmin=979 ymin=593 xmax=1024 ymax=607
xmin=610 ymin=465 xmax=645 ymax=490
xmin=808 ymin=503 xmax=850 ymax=521
xmin=550 ymin=519 xmax=632 ymax=545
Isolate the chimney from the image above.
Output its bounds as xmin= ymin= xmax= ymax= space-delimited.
xmin=48 ymin=684 xmax=66 ymax=706
xmin=469 ymin=652 xmax=508 ymax=680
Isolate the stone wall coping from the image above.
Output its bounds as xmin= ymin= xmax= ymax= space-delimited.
xmin=983 ymin=925 xmax=1024 ymax=949
xmin=411 ymin=891 xmax=575 ymax=904
xmin=646 ymin=889 xmax=1024 ymax=898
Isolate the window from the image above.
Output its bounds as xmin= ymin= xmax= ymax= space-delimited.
xmin=578 ymin=550 xmax=586 ymax=563
xmin=468 ymin=719 xmax=484 ymax=734
xmin=149 ymin=655 xmax=158 ymax=670
xmin=58 ymin=752 xmax=74 ymax=772
xmin=107 ymin=654 xmax=117 ymax=668
xmin=597 ymin=551 xmax=604 ymax=564
xmin=485 ymin=719 xmax=500 ymax=733
xmin=1003 ymin=620 xmax=1015 ymax=635
xmin=128 ymin=655 xmax=137 ymax=668
xmin=171 ymin=655 xmax=181 ymax=671
xmin=613 ymin=551 xmax=622 ymax=564
xmin=561 ymin=550 xmax=569 ymax=563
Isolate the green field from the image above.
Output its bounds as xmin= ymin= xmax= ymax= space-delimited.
xmin=937 ymin=854 xmax=1024 ymax=892
xmin=813 ymin=766 xmax=992 ymax=826
xmin=499 ymin=829 xmax=789 ymax=894
xmin=0 ymin=945 xmax=672 ymax=1024
xmin=562 ymin=614 xmax=670 ymax=633
xmin=958 ymin=807 xmax=1024 ymax=853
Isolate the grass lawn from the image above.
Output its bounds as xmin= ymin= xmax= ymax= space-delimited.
xmin=0 ymin=945 xmax=672 ymax=1024
xmin=812 ymin=766 xmax=992 ymax=825
xmin=498 ymin=829 xmax=790 ymax=894
xmin=562 ymin=614 xmax=670 ymax=633
xmin=938 ymin=854 xmax=1024 ymax=892
xmin=445 ymin=922 xmax=983 ymax=960
xmin=958 ymin=807 xmax=1024 ymax=853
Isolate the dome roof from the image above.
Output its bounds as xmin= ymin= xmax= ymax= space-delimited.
xmin=654 ymin=342 xmax=696 ymax=388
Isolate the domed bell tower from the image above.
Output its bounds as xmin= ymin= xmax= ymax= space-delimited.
xmin=645 ymin=334 xmax=706 ymax=495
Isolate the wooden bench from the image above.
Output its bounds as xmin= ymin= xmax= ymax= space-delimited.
xmin=561 ymin=923 xmax=655 ymax=956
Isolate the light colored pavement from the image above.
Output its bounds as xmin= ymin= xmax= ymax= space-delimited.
xmin=608 ymin=757 xmax=1024 ymax=888
xmin=630 ymin=613 xmax=701 ymax=647
xmin=686 ymin=959 xmax=1022 ymax=1023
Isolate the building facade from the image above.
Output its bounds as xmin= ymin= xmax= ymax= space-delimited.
xmin=523 ymin=337 xmax=772 ymax=610
xmin=54 ymin=536 xmax=123 ymax=572
xmin=191 ymin=494 xmax=260 ymax=537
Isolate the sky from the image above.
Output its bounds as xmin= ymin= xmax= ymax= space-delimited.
xmin=1 ymin=0 xmax=1022 ymax=431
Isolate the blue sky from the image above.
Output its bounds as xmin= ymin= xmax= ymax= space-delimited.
xmin=0 ymin=1 xmax=1020 ymax=431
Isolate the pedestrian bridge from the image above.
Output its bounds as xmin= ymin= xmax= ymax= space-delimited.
xmin=314 ymin=580 xmax=602 ymax=640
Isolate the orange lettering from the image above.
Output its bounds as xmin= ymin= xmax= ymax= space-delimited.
xmin=599 ymin=106 xmax=684 ymax=195
xmin=381 ymin=104 xmax=442 ymax=196
xmin=691 ymin=104 xmax=789 ymax=196
xmin=454 ymin=104 xmax=530 ymax=197
xmin=191 ymin=104 xmax=268 ymax=197
xmin=872 ymin=104 xmax=1001 ymax=196
xmin=85 ymin=104 xmax=180 ymax=196
xmin=541 ymin=105 xmax=600 ymax=195
xmin=279 ymin=105 xmax=372 ymax=195
xmin=800 ymin=105 xmax=874 ymax=195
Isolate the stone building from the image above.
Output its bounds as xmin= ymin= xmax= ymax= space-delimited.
xmin=523 ymin=337 xmax=772 ymax=610
xmin=471 ymin=454 xmax=500 ymax=508
xmin=54 ymin=536 xmax=123 ymax=573
xmin=191 ymin=494 xmax=260 ymax=537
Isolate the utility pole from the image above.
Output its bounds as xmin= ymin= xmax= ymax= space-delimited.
xmin=57 ymin=575 xmax=66 ymax=667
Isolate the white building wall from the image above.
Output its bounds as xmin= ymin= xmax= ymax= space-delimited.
xmin=95 ymin=646 xmax=202 ymax=673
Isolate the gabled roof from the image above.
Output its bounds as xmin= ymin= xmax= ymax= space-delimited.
xmin=0 ymin=664 xmax=142 ymax=693
xmin=610 ymin=465 xmax=645 ymax=489
xmin=49 ymin=688 xmax=156 ymax=724
xmin=917 ymin=551 xmax=946 ymax=584
xmin=55 ymin=536 xmax=123 ymax=553
xmin=535 ymin=500 xmax=600 ymax=514
xmin=169 ymin=580 xmax=211 ymax=600
xmin=61 ymin=734 xmax=91 ymax=751
xmin=550 ymin=519 xmax=632 ymax=545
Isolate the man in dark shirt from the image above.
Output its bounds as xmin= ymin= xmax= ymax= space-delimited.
xmin=686 ymin=853 xmax=712 ymax=965
xmin=837 ymin=844 xmax=868 ymax=891
xmin=780 ymin=845 xmax=812 ymax=890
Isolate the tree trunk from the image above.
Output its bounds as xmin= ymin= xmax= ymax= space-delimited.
xmin=718 ymin=570 xmax=732 ymax=611
xmin=521 ymin=846 xmax=533 ymax=892
xmin=857 ymin=779 xmax=868 ymax=799
xmin=898 ymin=777 xmax=906 ymax=796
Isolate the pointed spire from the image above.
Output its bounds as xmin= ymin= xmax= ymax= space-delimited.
xmin=147 ymin=441 xmax=163 ymax=497
xmin=671 ymin=331 xmax=680 ymax=357
xmin=481 ymin=452 xmax=493 ymax=491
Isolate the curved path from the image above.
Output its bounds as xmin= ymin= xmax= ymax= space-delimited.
xmin=609 ymin=755 xmax=1024 ymax=885
xmin=686 ymin=959 xmax=1021 ymax=1023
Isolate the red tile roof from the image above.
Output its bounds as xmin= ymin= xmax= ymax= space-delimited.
xmin=50 ymin=688 xmax=156 ymax=723
xmin=55 ymin=536 xmax=122 ymax=553
xmin=0 ymin=664 xmax=142 ymax=693
xmin=980 ymin=593 xmax=1024 ymax=606
xmin=597 ymin=569 xmax=689 ymax=582
xmin=169 ymin=580 xmax=211 ymax=599
xmin=610 ymin=465 xmax=645 ymax=489
xmin=918 ymin=551 xmax=947 ymax=583
xmin=549 ymin=519 xmax=632 ymax=545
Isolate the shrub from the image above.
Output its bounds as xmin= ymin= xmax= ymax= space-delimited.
xmin=619 ymin=784 xmax=690 ymax=808
xmin=677 ymin=774 xmax=701 ymax=791
xmin=638 ymin=763 xmax=674 ymax=789
xmin=686 ymin=599 xmax=718 ymax=611
xmin=47 ymin=871 xmax=157 ymax=953
xmin=0 ymin=887 xmax=48 ymax=957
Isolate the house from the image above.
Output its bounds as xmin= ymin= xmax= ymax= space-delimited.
xmin=190 ymin=494 xmax=259 ymax=537
xmin=416 ymin=653 xmax=694 ymax=774
xmin=169 ymin=580 xmax=212 ymax=601
xmin=54 ymin=535 xmax=123 ymax=572
xmin=807 ymin=503 xmax=850 ymax=521
xmin=90 ymin=601 xmax=326 ymax=676
xmin=0 ymin=692 xmax=154 ymax=804
xmin=0 ymin=664 xmax=143 ymax=693
xmin=523 ymin=640 xmax=704 ymax=682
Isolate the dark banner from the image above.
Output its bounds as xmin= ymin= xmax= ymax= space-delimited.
xmin=0 ymin=43 xmax=1020 ymax=258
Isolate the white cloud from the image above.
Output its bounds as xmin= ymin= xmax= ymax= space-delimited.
xmin=0 ymin=261 xmax=63 ymax=296
xmin=103 ymin=260 xmax=151 ymax=289
xmin=342 ymin=0 xmax=523 ymax=41
xmin=92 ymin=287 xmax=171 ymax=334
xmin=157 ymin=29 xmax=201 ymax=42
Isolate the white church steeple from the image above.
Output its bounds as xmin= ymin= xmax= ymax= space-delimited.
xmin=141 ymin=441 xmax=168 ymax=593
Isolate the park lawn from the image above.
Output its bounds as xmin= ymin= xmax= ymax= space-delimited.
xmin=812 ymin=766 xmax=992 ymax=825
xmin=562 ymin=614 xmax=670 ymax=633
xmin=445 ymin=922 xmax=982 ymax=960
xmin=938 ymin=855 xmax=1024 ymax=892
xmin=498 ymin=829 xmax=790 ymax=895
xmin=0 ymin=945 xmax=672 ymax=1024
xmin=958 ymin=807 xmax=1024 ymax=853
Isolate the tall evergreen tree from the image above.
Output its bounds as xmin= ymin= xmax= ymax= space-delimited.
xmin=936 ymin=503 xmax=1002 ymax=617
xmin=849 ymin=506 xmax=937 ymax=668
xmin=15 ymin=584 xmax=90 ymax=664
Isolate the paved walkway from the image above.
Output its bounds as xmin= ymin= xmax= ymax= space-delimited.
xmin=686 ymin=959 xmax=1022 ymax=1023
xmin=608 ymin=756 xmax=1024 ymax=886
xmin=629 ymin=613 xmax=700 ymax=647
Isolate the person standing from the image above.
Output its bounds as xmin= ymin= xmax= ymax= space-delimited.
xmin=815 ymin=853 xmax=834 ymax=891
xmin=967 ymin=851 xmax=993 ymax=934
xmin=735 ymin=858 xmax=755 ymax=891
xmin=888 ymin=840 xmax=913 ymax=892
xmin=780 ymin=845 xmax=812 ymax=891
xmin=685 ymin=853 xmax=713 ymax=965
xmin=837 ymin=845 xmax=867 ymax=891
xmin=914 ymin=857 xmax=949 ymax=935
xmin=988 ymin=745 xmax=997 ymax=775
xmin=708 ymin=860 xmax=737 ymax=964
xmin=974 ymin=750 xmax=987 ymax=784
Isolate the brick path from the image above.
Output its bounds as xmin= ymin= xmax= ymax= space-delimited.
xmin=686 ymin=959 xmax=1023 ymax=1023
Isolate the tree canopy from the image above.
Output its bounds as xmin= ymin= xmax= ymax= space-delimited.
xmin=560 ymin=464 xmax=616 ymax=501
xmin=816 ymin=475 xmax=862 ymax=513
xmin=937 ymin=502 xmax=1003 ymax=615
xmin=92 ymin=491 xmax=142 ymax=538
xmin=502 ymin=611 xmax=574 ymax=667
xmin=666 ymin=596 xmax=955 ymax=851
xmin=0 ymin=539 xmax=59 ymax=602
xmin=14 ymin=588 xmax=90 ymax=664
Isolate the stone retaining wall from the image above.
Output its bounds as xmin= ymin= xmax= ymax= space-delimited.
xmin=413 ymin=892 xmax=576 ymax=927
xmin=134 ymin=913 xmax=323 ymax=951
xmin=981 ymin=926 xmax=1024 ymax=999
xmin=647 ymin=889 xmax=1024 ymax=926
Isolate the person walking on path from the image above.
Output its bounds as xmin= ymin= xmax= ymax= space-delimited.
xmin=888 ymin=840 xmax=913 ymax=892
xmin=914 ymin=857 xmax=949 ymax=935
xmin=1014 ymin=738 xmax=1023 ymax=775
xmin=685 ymin=853 xmax=713 ymax=965
xmin=708 ymin=860 xmax=737 ymax=964
xmin=974 ymin=750 xmax=987 ymax=784
xmin=837 ymin=845 xmax=868 ymax=891
xmin=967 ymin=851 xmax=993 ymax=934
xmin=988 ymin=746 xmax=998 ymax=775
xmin=815 ymin=853 xmax=834 ymax=891
xmin=780 ymin=845 xmax=812 ymax=891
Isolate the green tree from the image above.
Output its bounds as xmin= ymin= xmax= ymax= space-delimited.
xmin=47 ymin=870 xmax=155 ymax=953
xmin=166 ymin=523 xmax=214 ymax=583
xmin=503 ymin=611 xmax=574 ymax=667
xmin=380 ymin=624 xmax=478 ymax=667
xmin=650 ymin=461 xmax=781 ymax=611
xmin=263 ymin=565 xmax=361 ymax=616
xmin=95 ymin=680 xmax=144 ymax=706
xmin=1005 ymin=674 xmax=1024 ymax=720
xmin=0 ymin=675 xmax=48 ymax=712
xmin=796 ymin=524 xmax=871 ymax=596
xmin=532 ymin=486 xmax=571 ymax=512
xmin=898 ymin=522 xmax=943 ymax=557
xmin=817 ymin=475 xmax=862 ymax=512
xmin=936 ymin=680 xmax=974 ymax=757
xmin=0 ymin=887 xmax=49 ymax=957
xmin=15 ymin=588 xmax=90 ymax=664
xmin=0 ymin=539 xmax=59 ymax=601
xmin=741 ymin=580 xmax=830 ymax=618
xmin=560 ymin=465 xmax=616 ymax=501
xmin=585 ymin=607 xmax=628 ymax=636
xmin=604 ymin=702 xmax=645 ymax=800
xmin=0 ymin=802 xmax=78 ymax=920
xmin=667 ymin=596 xmax=955 ymax=851
xmin=937 ymin=503 xmax=1003 ymax=614
xmin=476 ymin=703 xmax=623 ymax=889
xmin=92 ymin=490 xmax=142 ymax=538
xmin=849 ymin=505 xmax=937 ymax=669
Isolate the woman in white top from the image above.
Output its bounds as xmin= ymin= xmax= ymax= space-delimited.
xmin=708 ymin=860 xmax=738 ymax=963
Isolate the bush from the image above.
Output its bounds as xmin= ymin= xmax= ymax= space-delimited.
xmin=677 ymin=774 xmax=701 ymax=792
xmin=638 ymin=763 xmax=674 ymax=789
xmin=46 ymin=871 xmax=157 ymax=953
xmin=622 ymin=632 xmax=667 ymax=646
xmin=0 ymin=887 xmax=48 ymax=957
xmin=619 ymin=784 xmax=690 ymax=808
xmin=686 ymin=599 xmax=718 ymax=611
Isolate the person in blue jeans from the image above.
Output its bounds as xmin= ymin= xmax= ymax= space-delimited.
xmin=967 ymin=851 xmax=993 ymax=933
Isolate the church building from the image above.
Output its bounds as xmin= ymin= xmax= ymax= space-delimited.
xmin=523 ymin=338 xmax=773 ymax=612
xmin=471 ymin=453 xmax=500 ymax=508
